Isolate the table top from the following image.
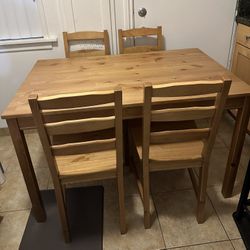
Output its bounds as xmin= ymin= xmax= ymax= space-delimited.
xmin=2 ymin=48 xmax=250 ymax=119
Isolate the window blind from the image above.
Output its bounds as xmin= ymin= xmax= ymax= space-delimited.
xmin=0 ymin=0 xmax=43 ymax=40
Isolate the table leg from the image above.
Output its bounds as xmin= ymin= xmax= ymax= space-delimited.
xmin=234 ymin=160 xmax=250 ymax=219
xmin=123 ymin=120 xmax=130 ymax=166
xmin=7 ymin=118 xmax=46 ymax=222
xmin=222 ymin=97 xmax=250 ymax=198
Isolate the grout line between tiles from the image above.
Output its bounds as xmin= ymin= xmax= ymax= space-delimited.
xmin=151 ymin=193 xmax=167 ymax=250
xmin=217 ymin=134 xmax=233 ymax=150
xmin=230 ymin=239 xmax=236 ymax=250
xmin=151 ymin=187 xmax=193 ymax=196
xmin=207 ymin=190 xmax=232 ymax=241
xmin=152 ymin=188 xmax=232 ymax=249
xmin=0 ymin=208 xmax=31 ymax=214
xmin=166 ymin=239 xmax=234 ymax=249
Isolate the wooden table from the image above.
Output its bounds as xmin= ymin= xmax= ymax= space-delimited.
xmin=1 ymin=48 xmax=250 ymax=222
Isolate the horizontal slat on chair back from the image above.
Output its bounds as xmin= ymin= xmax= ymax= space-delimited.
xmin=152 ymin=81 xmax=223 ymax=97
xmin=45 ymin=116 xmax=115 ymax=135
xmin=124 ymin=45 xmax=160 ymax=54
xmin=151 ymin=106 xmax=215 ymax=122
xmin=67 ymin=31 xmax=104 ymax=40
xmin=121 ymin=27 xmax=160 ymax=37
xmin=38 ymin=91 xmax=117 ymax=137
xmin=52 ymin=138 xmax=116 ymax=155
xmin=39 ymin=91 xmax=114 ymax=110
xmin=150 ymin=128 xmax=210 ymax=144
xmin=69 ymin=50 xmax=105 ymax=57
xmin=41 ymin=108 xmax=114 ymax=123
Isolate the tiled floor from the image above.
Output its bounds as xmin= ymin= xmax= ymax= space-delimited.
xmin=0 ymin=113 xmax=249 ymax=250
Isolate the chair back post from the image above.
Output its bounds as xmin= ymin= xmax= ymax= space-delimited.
xmin=104 ymin=30 xmax=111 ymax=55
xmin=142 ymin=85 xmax=152 ymax=180
xmin=118 ymin=29 xmax=124 ymax=54
xmin=28 ymin=95 xmax=60 ymax=182
xmin=157 ymin=26 xmax=163 ymax=50
xmin=114 ymin=89 xmax=123 ymax=171
xmin=202 ymin=77 xmax=232 ymax=162
xmin=63 ymin=32 xmax=70 ymax=58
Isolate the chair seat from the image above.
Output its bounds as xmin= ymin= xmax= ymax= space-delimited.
xmin=129 ymin=120 xmax=204 ymax=171
xmin=55 ymin=149 xmax=116 ymax=182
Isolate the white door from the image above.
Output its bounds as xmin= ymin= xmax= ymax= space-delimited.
xmin=133 ymin=0 xmax=237 ymax=67
xmin=60 ymin=0 xmax=116 ymax=53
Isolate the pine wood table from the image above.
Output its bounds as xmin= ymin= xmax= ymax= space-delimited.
xmin=1 ymin=48 xmax=250 ymax=222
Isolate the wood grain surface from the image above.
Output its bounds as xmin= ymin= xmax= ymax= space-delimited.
xmin=2 ymin=48 xmax=250 ymax=120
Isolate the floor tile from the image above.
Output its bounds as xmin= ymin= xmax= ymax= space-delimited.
xmin=169 ymin=240 xmax=234 ymax=249
xmin=0 ymin=128 xmax=9 ymax=136
xmin=239 ymin=141 xmax=250 ymax=170
xmin=197 ymin=147 xmax=245 ymax=190
xmin=0 ymin=134 xmax=14 ymax=151
xmin=0 ymin=131 xmax=48 ymax=172
xmin=0 ymin=135 xmax=17 ymax=172
xmin=207 ymin=147 xmax=230 ymax=187
xmin=245 ymin=134 xmax=250 ymax=145
xmin=207 ymin=186 xmax=240 ymax=239
xmin=217 ymin=112 xmax=235 ymax=148
xmin=151 ymin=169 xmax=192 ymax=194
xmin=25 ymin=132 xmax=48 ymax=169
xmin=103 ymin=194 xmax=165 ymax=250
xmin=153 ymin=189 xmax=228 ymax=248
xmin=100 ymin=166 xmax=139 ymax=197
xmin=0 ymin=168 xmax=49 ymax=212
xmin=231 ymin=239 xmax=246 ymax=250
xmin=0 ymin=210 xmax=29 ymax=250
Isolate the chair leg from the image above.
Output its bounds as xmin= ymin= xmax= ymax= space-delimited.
xmin=123 ymin=121 xmax=130 ymax=168
xmin=54 ymin=183 xmax=71 ymax=242
xmin=143 ymin=171 xmax=151 ymax=229
xmin=62 ymin=184 xmax=66 ymax=202
xmin=197 ymin=201 xmax=206 ymax=223
xmin=196 ymin=163 xmax=209 ymax=224
xmin=117 ymin=171 xmax=127 ymax=234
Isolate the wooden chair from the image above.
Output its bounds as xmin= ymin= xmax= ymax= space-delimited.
xmin=63 ymin=30 xmax=110 ymax=58
xmin=118 ymin=26 xmax=163 ymax=54
xmin=128 ymin=78 xmax=231 ymax=228
xmin=29 ymin=89 xmax=126 ymax=242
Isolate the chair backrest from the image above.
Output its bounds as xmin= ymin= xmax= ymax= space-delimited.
xmin=29 ymin=89 xmax=123 ymax=179
xmin=142 ymin=78 xmax=231 ymax=166
xmin=118 ymin=26 xmax=163 ymax=54
xmin=63 ymin=30 xmax=110 ymax=58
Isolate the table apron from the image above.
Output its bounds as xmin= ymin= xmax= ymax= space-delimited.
xmin=14 ymin=96 xmax=245 ymax=130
